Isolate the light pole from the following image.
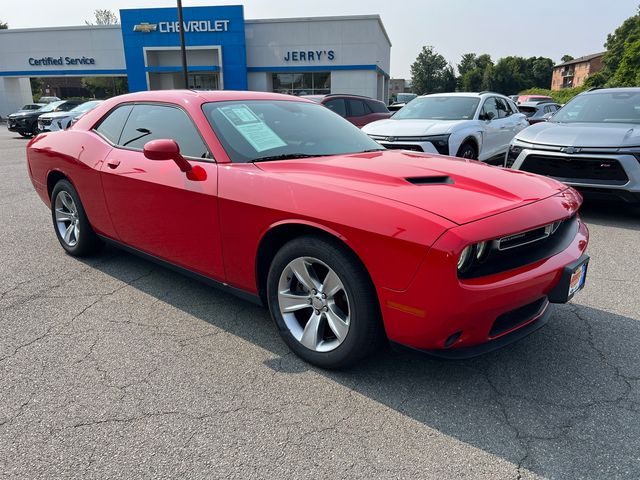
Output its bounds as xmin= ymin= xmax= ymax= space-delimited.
xmin=177 ymin=0 xmax=189 ymax=89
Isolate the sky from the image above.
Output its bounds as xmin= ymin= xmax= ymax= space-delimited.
xmin=1 ymin=0 xmax=637 ymax=78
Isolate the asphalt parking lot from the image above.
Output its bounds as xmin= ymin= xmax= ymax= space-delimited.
xmin=0 ymin=126 xmax=639 ymax=480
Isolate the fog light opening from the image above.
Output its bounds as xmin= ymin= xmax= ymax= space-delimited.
xmin=444 ymin=331 xmax=462 ymax=348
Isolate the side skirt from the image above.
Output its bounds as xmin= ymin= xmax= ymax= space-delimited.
xmin=98 ymin=235 xmax=263 ymax=307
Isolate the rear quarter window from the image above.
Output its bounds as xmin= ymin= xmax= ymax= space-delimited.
xmin=94 ymin=105 xmax=134 ymax=144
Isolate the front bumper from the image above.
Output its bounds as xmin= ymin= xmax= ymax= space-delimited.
xmin=508 ymin=147 xmax=640 ymax=199
xmin=368 ymin=135 xmax=442 ymax=155
xmin=377 ymin=192 xmax=589 ymax=354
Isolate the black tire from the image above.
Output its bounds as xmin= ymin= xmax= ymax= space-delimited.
xmin=456 ymin=141 xmax=478 ymax=160
xmin=267 ymin=235 xmax=384 ymax=369
xmin=50 ymin=179 xmax=103 ymax=257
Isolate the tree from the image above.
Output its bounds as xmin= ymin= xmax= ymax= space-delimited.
xmin=461 ymin=55 xmax=554 ymax=94
xmin=586 ymin=6 xmax=640 ymax=87
xmin=81 ymin=76 xmax=128 ymax=98
xmin=561 ymin=55 xmax=574 ymax=63
xmin=457 ymin=54 xmax=494 ymax=91
xmin=410 ymin=46 xmax=455 ymax=94
xmin=0 ymin=20 xmax=8 ymax=29
xmin=85 ymin=9 xmax=119 ymax=25
xmin=30 ymin=78 xmax=44 ymax=100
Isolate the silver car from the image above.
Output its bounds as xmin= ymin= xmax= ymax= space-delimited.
xmin=506 ymin=88 xmax=640 ymax=203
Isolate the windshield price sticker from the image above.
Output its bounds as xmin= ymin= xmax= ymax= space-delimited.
xmin=219 ymin=105 xmax=287 ymax=152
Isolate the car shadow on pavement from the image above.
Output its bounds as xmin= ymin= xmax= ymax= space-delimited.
xmin=79 ymin=243 xmax=640 ymax=479
xmin=579 ymin=199 xmax=640 ymax=230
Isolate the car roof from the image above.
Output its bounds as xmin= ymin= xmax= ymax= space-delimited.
xmin=417 ymin=92 xmax=509 ymax=99
xmin=582 ymin=87 xmax=640 ymax=95
xmin=109 ymin=89 xmax=314 ymax=105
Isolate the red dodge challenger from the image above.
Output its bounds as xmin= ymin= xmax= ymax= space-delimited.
xmin=26 ymin=90 xmax=589 ymax=368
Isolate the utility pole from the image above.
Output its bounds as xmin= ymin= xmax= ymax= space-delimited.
xmin=177 ymin=0 xmax=189 ymax=89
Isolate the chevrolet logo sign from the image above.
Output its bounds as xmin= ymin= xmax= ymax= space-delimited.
xmin=133 ymin=23 xmax=157 ymax=33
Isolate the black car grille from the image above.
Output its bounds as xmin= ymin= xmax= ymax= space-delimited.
xmin=459 ymin=215 xmax=578 ymax=280
xmin=521 ymin=154 xmax=628 ymax=184
xmin=383 ymin=144 xmax=424 ymax=152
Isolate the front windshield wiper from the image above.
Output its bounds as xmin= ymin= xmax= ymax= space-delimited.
xmin=250 ymin=153 xmax=331 ymax=163
xmin=358 ymin=148 xmax=385 ymax=153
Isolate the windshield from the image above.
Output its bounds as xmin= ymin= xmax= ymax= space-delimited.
xmin=518 ymin=106 xmax=538 ymax=117
xmin=551 ymin=91 xmax=640 ymax=124
xmin=70 ymin=101 xmax=102 ymax=113
xmin=38 ymin=101 xmax=65 ymax=113
xmin=392 ymin=96 xmax=480 ymax=120
xmin=202 ymin=100 xmax=383 ymax=163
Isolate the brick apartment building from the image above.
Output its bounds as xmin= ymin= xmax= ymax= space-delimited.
xmin=551 ymin=52 xmax=605 ymax=90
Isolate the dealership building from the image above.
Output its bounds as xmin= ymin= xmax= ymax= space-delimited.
xmin=0 ymin=5 xmax=391 ymax=116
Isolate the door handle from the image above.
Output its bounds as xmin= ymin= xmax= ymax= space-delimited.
xmin=106 ymin=159 xmax=121 ymax=169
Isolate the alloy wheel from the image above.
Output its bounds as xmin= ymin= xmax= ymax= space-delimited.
xmin=54 ymin=191 xmax=80 ymax=247
xmin=277 ymin=256 xmax=351 ymax=352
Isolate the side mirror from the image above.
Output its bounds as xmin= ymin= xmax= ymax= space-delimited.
xmin=542 ymin=112 xmax=554 ymax=121
xmin=143 ymin=139 xmax=192 ymax=172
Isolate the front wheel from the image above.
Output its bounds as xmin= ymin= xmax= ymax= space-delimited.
xmin=456 ymin=142 xmax=478 ymax=160
xmin=50 ymin=179 xmax=103 ymax=256
xmin=267 ymin=235 xmax=384 ymax=369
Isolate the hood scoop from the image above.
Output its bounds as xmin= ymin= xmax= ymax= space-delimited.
xmin=406 ymin=176 xmax=453 ymax=185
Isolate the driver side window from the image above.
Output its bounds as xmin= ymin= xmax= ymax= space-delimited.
xmin=481 ymin=98 xmax=499 ymax=120
xmin=118 ymin=104 xmax=211 ymax=160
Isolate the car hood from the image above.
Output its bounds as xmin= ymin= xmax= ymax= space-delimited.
xmin=39 ymin=111 xmax=70 ymax=120
xmin=517 ymin=121 xmax=640 ymax=147
xmin=9 ymin=111 xmax=39 ymax=119
xmin=362 ymin=118 xmax=467 ymax=136
xmin=255 ymin=150 xmax=567 ymax=225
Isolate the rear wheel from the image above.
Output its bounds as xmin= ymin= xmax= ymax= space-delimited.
xmin=267 ymin=235 xmax=384 ymax=369
xmin=50 ymin=180 xmax=103 ymax=256
xmin=456 ymin=141 xmax=478 ymax=160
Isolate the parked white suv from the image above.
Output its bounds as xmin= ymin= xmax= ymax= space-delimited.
xmin=363 ymin=92 xmax=529 ymax=163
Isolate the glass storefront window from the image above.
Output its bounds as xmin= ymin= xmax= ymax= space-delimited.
xmin=188 ymin=73 xmax=219 ymax=90
xmin=272 ymin=72 xmax=331 ymax=96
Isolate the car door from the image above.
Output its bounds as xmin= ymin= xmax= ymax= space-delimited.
xmin=479 ymin=97 xmax=502 ymax=160
xmin=500 ymin=97 xmax=528 ymax=144
xmin=97 ymin=103 xmax=225 ymax=280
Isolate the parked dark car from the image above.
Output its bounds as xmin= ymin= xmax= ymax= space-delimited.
xmin=19 ymin=103 xmax=46 ymax=112
xmin=518 ymin=101 xmax=561 ymax=125
xmin=7 ymin=99 xmax=82 ymax=137
xmin=302 ymin=94 xmax=392 ymax=127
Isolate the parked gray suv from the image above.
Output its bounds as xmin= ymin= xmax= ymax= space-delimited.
xmin=506 ymin=88 xmax=640 ymax=203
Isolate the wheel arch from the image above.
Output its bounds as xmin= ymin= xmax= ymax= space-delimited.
xmin=456 ymin=134 xmax=481 ymax=156
xmin=46 ymin=169 xmax=73 ymax=200
xmin=255 ymin=221 xmax=375 ymax=307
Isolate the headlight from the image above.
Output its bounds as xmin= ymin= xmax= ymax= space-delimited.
xmin=423 ymin=134 xmax=450 ymax=156
xmin=505 ymin=144 xmax=522 ymax=167
xmin=458 ymin=241 xmax=493 ymax=273
xmin=475 ymin=241 xmax=490 ymax=262
xmin=457 ymin=245 xmax=476 ymax=272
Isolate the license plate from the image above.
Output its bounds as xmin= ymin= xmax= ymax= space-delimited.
xmin=568 ymin=262 xmax=587 ymax=298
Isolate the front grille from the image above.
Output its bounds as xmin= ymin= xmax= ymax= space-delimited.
xmin=521 ymin=154 xmax=628 ymax=184
xmin=498 ymin=221 xmax=560 ymax=251
xmin=489 ymin=298 xmax=548 ymax=338
xmin=382 ymin=144 xmax=424 ymax=152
